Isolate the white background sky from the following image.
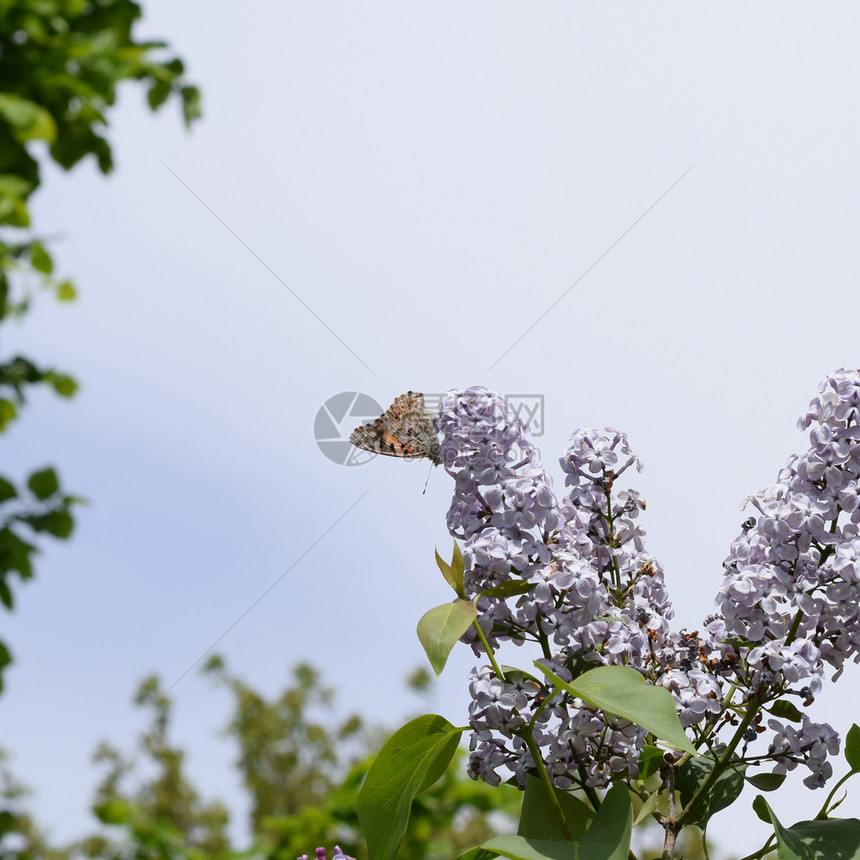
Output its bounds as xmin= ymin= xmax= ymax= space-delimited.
xmin=4 ymin=3 xmax=860 ymax=857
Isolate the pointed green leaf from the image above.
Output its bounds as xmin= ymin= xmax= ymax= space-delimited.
xmin=517 ymin=774 xmax=592 ymax=841
xmin=417 ymin=600 xmax=477 ymax=675
xmin=538 ymin=664 xmax=696 ymax=755
xmin=757 ymin=797 xmax=860 ymax=860
xmin=845 ymin=724 xmax=860 ymax=773
xmin=632 ymin=788 xmax=660 ymax=826
xmin=436 ymin=541 xmax=466 ymax=598
xmin=752 ymin=793 xmax=771 ymax=823
xmin=482 ymin=580 xmax=535 ymax=598
xmin=747 ymin=772 xmax=786 ymax=792
xmin=770 ymin=700 xmax=804 ymax=723
xmin=357 ymin=714 xmax=462 ymax=860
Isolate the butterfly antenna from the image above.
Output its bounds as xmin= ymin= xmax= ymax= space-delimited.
xmin=423 ymin=462 xmax=433 ymax=495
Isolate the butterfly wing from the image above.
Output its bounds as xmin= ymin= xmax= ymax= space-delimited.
xmin=350 ymin=391 xmax=441 ymax=464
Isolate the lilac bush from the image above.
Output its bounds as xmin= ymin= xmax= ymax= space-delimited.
xmin=357 ymin=371 xmax=860 ymax=860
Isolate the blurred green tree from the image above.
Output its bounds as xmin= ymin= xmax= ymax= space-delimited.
xmin=0 ymin=0 xmax=200 ymax=690
xmin=0 ymin=662 xmax=518 ymax=860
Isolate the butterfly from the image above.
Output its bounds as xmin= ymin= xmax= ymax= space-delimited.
xmin=350 ymin=391 xmax=441 ymax=465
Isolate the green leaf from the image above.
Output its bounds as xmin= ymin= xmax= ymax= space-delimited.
xmin=517 ymin=774 xmax=592 ymax=841
xmin=46 ymin=373 xmax=78 ymax=398
xmin=747 ymin=772 xmax=787 ymax=792
xmin=57 ymin=280 xmax=77 ymax=302
xmin=357 ymin=714 xmax=462 ymax=860
xmin=483 ymin=783 xmax=631 ymax=860
xmin=720 ymin=634 xmax=759 ymax=648
xmin=845 ymin=724 xmax=860 ymax=774
xmin=770 ymin=700 xmax=804 ymax=723
xmin=575 ymin=783 xmax=632 ymax=860
xmin=0 ymin=94 xmax=57 ymax=142
xmin=637 ymin=745 xmax=665 ymax=779
xmin=21 ymin=510 xmax=74 ymax=538
xmin=632 ymin=788 xmax=660 ymax=826
xmin=538 ymin=664 xmax=696 ymax=755
xmin=0 ymin=477 xmax=17 ymax=503
xmin=27 ymin=468 xmax=59 ymax=500
xmin=752 ymin=793 xmax=771 ymax=823
xmin=457 ymin=849 xmax=500 ymax=860
xmin=478 ymin=837 xmax=572 ymax=860
xmin=0 ymin=578 xmax=13 ymax=610
xmin=436 ymin=541 xmax=466 ymax=599
xmin=757 ymin=796 xmax=860 ymax=860
xmin=0 ymin=399 xmax=17 ymax=431
xmin=417 ymin=600 xmax=477 ymax=676
xmin=482 ymin=580 xmax=535 ymax=598
xmin=676 ymin=749 xmax=746 ymax=828
xmin=30 ymin=241 xmax=53 ymax=274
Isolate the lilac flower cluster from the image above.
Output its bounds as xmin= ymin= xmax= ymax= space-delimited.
xmin=768 ymin=715 xmax=840 ymax=789
xmin=712 ymin=369 xmax=860 ymax=784
xmin=436 ymin=388 xmax=685 ymax=790
xmin=437 ymin=374 xmax=859 ymax=795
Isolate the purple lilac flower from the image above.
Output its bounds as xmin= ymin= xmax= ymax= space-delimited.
xmin=437 ymin=388 xmax=685 ymax=790
xmin=768 ymin=716 xmax=840 ymax=789
xmin=712 ymin=369 xmax=860 ymax=781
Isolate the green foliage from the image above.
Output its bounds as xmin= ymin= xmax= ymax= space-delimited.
xmin=537 ymin=664 xmax=697 ymax=756
xmin=204 ymin=660 xmax=366 ymax=835
xmin=755 ymin=796 xmax=860 ymax=860
xmin=417 ymin=601 xmax=477 ymax=676
xmin=88 ymin=675 xmax=232 ymax=860
xmin=0 ymin=0 xmax=200 ymax=691
xmin=481 ymin=784 xmax=632 ymax=860
xmin=435 ymin=542 xmax=466 ymax=600
xmin=676 ymin=747 xmax=747 ymax=829
xmin=516 ymin=776 xmax=592 ymax=842
xmin=845 ymin=724 xmax=860 ymax=774
xmin=0 ymin=661 xmax=511 ymax=860
xmin=357 ymin=714 xmax=463 ymax=860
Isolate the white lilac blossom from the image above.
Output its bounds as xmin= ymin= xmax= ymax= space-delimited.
xmin=437 ymin=388 xmax=686 ymax=791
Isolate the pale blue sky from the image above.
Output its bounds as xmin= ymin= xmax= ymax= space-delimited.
xmin=5 ymin=3 xmax=860 ymax=855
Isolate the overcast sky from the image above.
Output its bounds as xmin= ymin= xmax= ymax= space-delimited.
xmin=5 ymin=3 xmax=860 ymax=856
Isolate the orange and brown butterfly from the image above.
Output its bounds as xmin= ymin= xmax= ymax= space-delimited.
xmin=349 ymin=391 xmax=441 ymax=465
